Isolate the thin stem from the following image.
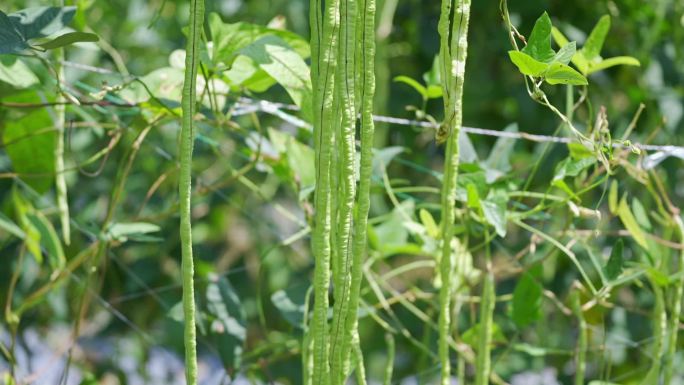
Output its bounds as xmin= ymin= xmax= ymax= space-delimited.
xmin=179 ymin=0 xmax=205 ymax=384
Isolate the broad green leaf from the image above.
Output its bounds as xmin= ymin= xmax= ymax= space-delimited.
xmin=9 ymin=6 xmax=76 ymax=40
xmin=582 ymin=15 xmax=610 ymax=61
xmin=544 ymin=62 xmax=588 ymax=85
xmin=241 ymin=35 xmax=312 ymax=121
xmin=553 ymin=157 xmax=596 ymax=181
xmin=3 ymin=110 xmax=56 ymax=194
xmin=482 ymin=197 xmax=507 ymax=237
xmin=508 ymin=50 xmax=549 ymax=77
xmin=423 ymin=55 xmax=441 ymax=88
xmin=271 ymin=283 xmax=309 ymax=329
xmin=521 ymin=12 xmax=556 ymax=63
xmin=605 ymin=239 xmax=624 ymax=280
xmin=511 ymin=272 xmax=542 ymax=327
xmin=0 ymin=11 xmax=27 ymax=54
xmin=617 ymin=195 xmax=648 ymax=250
xmin=394 ymin=75 xmax=428 ymax=99
xmin=551 ymin=41 xmax=576 ymax=65
xmin=587 ymin=56 xmax=640 ymax=74
xmin=372 ymin=200 xmax=415 ymax=257
xmin=36 ymin=31 xmax=99 ymax=49
xmin=206 ymin=274 xmax=246 ymax=372
xmin=26 ymin=211 xmax=65 ymax=270
xmin=209 ymin=13 xmax=309 ymax=66
xmin=0 ymin=56 xmax=39 ymax=87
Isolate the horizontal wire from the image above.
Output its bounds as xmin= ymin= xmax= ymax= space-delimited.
xmin=233 ymin=97 xmax=684 ymax=155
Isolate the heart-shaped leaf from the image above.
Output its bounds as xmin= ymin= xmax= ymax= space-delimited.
xmin=508 ymin=50 xmax=549 ymax=77
xmin=544 ymin=62 xmax=588 ymax=85
xmin=521 ymin=12 xmax=555 ymax=63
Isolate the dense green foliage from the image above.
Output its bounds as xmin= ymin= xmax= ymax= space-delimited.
xmin=0 ymin=1 xmax=683 ymax=384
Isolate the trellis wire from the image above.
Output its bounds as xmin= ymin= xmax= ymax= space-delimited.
xmin=232 ymin=97 xmax=684 ymax=163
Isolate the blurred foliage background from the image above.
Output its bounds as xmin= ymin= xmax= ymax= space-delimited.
xmin=0 ymin=0 xmax=683 ymax=384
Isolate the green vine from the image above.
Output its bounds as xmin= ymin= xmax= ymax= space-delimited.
xmin=437 ymin=0 xmax=471 ymax=383
xmin=179 ymin=0 xmax=204 ymax=384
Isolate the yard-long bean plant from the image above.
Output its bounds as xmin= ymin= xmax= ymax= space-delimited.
xmin=309 ymin=0 xmax=377 ymax=382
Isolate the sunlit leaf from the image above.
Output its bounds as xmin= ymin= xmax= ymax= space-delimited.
xmin=394 ymin=75 xmax=428 ymax=99
xmin=544 ymin=62 xmax=588 ymax=85
xmin=617 ymin=195 xmax=648 ymax=250
xmin=521 ymin=12 xmax=556 ymax=63
xmin=582 ymin=15 xmax=610 ymax=60
xmin=588 ymin=56 xmax=640 ymax=74
xmin=26 ymin=211 xmax=65 ymax=270
xmin=508 ymin=50 xmax=549 ymax=77
xmin=0 ymin=56 xmax=39 ymax=88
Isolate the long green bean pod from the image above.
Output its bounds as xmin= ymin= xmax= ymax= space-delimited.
xmin=330 ymin=0 xmax=359 ymax=378
xmin=309 ymin=0 xmax=340 ymax=384
xmin=179 ymin=0 xmax=204 ymax=384
xmin=475 ymin=270 xmax=495 ymax=385
xmin=436 ymin=1 xmax=471 ymax=383
xmin=338 ymin=0 xmax=377 ymax=380
xmin=663 ymin=216 xmax=684 ymax=384
xmin=645 ymin=283 xmax=667 ymax=383
xmin=572 ymin=290 xmax=587 ymax=385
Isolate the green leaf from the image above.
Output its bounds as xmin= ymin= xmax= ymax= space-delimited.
xmin=36 ymin=31 xmax=99 ymax=49
xmin=482 ymin=198 xmax=507 ymax=237
xmin=544 ymin=62 xmax=588 ymax=85
xmin=209 ymin=13 xmax=309 ymax=66
xmin=587 ymin=56 xmax=640 ymax=74
xmin=508 ymin=50 xmax=549 ymax=77
xmin=567 ymin=142 xmax=594 ymax=160
xmin=0 ymin=212 xmax=26 ymax=239
xmin=394 ymin=75 xmax=428 ymax=99
xmin=553 ymin=157 xmax=596 ymax=181
xmin=605 ymin=239 xmax=624 ymax=280
xmin=521 ymin=12 xmax=556 ymax=63
xmin=105 ymin=222 xmax=160 ymax=242
xmin=419 ymin=209 xmax=439 ymax=238
xmin=206 ymin=274 xmax=246 ymax=372
xmin=3 ymin=110 xmax=56 ymax=194
xmin=551 ymin=41 xmax=576 ymax=65
xmin=462 ymin=322 xmax=507 ymax=347
xmin=0 ymin=11 xmax=27 ymax=54
xmin=511 ymin=272 xmax=542 ymax=328
xmin=26 ymin=211 xmax=65 ymax=270
xmin=631 ymin=198 xmax=652 ymax=231
xmin=617 ymin=195 xmax=648 ymax=250
xmin=588 ymin=381 xmax=622 ymax=385
xmin=240 ymin=35 xmax=312 ymax=121
xmin=608 ymin=181 xmax=618 ymax=214
xmin=8 ymin=6 xmax=76 ymax=40
xmin=550 ymin=26 xmax=570 ymax=48
xmin=271 ymin=283 xmax=309 ymax=329
xmin=0 ymin=56 xmax=39 ymax=87
xmin=483 ymin=123 xmax=517 ymax=182
xmin=582 ymin=15 xmax=610 ymax=61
